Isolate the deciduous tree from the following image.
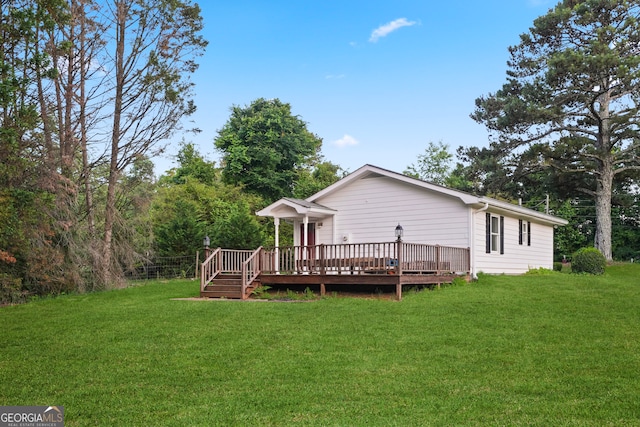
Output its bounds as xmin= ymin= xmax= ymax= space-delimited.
xmin=98 ymin=0 xmax=206 ymax=286
xmin=215 ymin=98 xmax=323 ymax=203
xmin=405 ymin=141 xmax=454 ymax=186
xmin=293 ymin=160 xmax=345 ymax=199
xmin=153 ymin=144 xmax=266 ymax=256
xmin=166 ymin=141 xmax=220 ymax=186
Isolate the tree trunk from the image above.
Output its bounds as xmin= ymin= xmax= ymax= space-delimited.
xmin=595 ymin=88 xmax=612 ymax=261
xmin=100 ymin=0 xmax=127 ymax=288
xmin=34 ymin=27 xmax=56 ymax=179
xmin=593 ymin=83 xmax=614 ymax=262
xmin=77 ymin=0 xmax=95 ymax=238
xmin=594 ymin=158 xmax=614 ymax=261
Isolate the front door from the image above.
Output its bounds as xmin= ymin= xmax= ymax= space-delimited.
xmin=300 ymin=223 xmax=316 ymax=260
xmin=300 ymin=223 xmax=316 ymax=247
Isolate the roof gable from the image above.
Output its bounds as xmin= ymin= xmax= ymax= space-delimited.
xmin=309 ymin=164 xmax=478 ymax=205
xmin=256 ymin=197 xmax=336 ymax=219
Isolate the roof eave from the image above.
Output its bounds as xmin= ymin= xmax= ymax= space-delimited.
xmin=256 ymin=198 xmax=336 ymax=218
xmin=477 ymin=198 xmax=568 ymax=226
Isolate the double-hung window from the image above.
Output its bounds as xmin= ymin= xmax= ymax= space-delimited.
xmin=491 ymin=216 xmax=500 ymax=252
xmin=519 ymin=219 xmax=531 ymax=246
xmin=486 ymin=213 xmax=504 ymax=254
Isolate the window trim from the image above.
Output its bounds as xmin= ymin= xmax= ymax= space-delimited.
xmin=486 ymin=213 xmax=491 ymax=253
xmin=491 ymin=216 xmax=500 ymax=253
xmin=486 ymin=213 xmax=504 ymax=254
xmin=519 ymin=219 xmax=531 ymax=246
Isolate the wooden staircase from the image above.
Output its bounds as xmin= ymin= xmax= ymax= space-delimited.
xmin=201 ymin=274 xmax=259 ymax=299
xmin=200 ymin=247 xmax=263 ymax=299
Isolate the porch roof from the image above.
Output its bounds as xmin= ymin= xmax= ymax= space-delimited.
xmin=256 ymin=197 xmax=337 ymax=220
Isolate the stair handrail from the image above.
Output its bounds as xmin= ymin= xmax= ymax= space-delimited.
xmin=201 ymin=247 xmax=222 ymax=293
xmin=241 ymin=247 xmax=263 ymax=299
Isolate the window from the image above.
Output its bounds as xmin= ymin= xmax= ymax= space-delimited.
xmin=491 ymin=216 xmax=500 ymax=252
xmin=519 ymin=220 xmax=531 ymax=246
xmin=486 ymin=213 xmax=504 ymax=254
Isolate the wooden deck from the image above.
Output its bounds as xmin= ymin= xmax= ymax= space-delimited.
xmin=201 ymin=242 xmax=470 ymax=300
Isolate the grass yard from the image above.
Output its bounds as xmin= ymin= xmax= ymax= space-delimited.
xmin=1 ymin=265 xmax=639 ymax=426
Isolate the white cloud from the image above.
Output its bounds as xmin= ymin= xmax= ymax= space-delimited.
xmin=333 ymin=134 xmax=359 ymax=147
xmin=369 ymin=18 xmax=417 ymax=43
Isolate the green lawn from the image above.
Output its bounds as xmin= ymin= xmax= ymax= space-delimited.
xmin=1 ymin=265 xmax=639 ymax=426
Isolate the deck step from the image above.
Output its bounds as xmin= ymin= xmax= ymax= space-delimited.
xmin=201 ymin=289 xmax=243 ymax=299
xmin=212 ymin=278 xmax=243 ymax=286
xmin=201 ymin=274 xmax=259 ymax=299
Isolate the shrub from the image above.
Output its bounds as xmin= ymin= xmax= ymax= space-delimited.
xmin=251 ymin=285 xmax=272 ymax=299
xmin=571 ymin=247 xmax=606 ymax=275
xmin=302 ymin=287 xmax=316 ymax=300
xmin=451 ymin=277 xmax=468 ymax=287
xmin=0 ymin=274 xmax=25 ymax=305
xmin=553 ymin=262 xmax=563 ymax=272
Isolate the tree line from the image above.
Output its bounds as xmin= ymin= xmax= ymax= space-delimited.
xmin=0 ymin=0 xmax=207 ymax=299
xmin=2 ymin=0 xmax=639 ymax=303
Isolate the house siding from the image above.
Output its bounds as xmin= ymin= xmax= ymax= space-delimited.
xmin=314 ymin=176 xmax=470 ymax=247
xmin=473 ymin=210 xmax=554 ymax=274
xmin=264 ymin=165 xmax=565 ymax=276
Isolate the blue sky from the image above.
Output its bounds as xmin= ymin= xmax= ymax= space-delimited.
xmin=159 ymin=0 xmax=558 ymax=176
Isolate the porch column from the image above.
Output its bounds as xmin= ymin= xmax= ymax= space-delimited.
xmin=274 ymin=218 xmax=280 ymax=273
xmin=302 ymin=215 xmax=309 ymax=261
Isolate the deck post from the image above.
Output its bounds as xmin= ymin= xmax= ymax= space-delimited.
xmin=396 ymin=282 xmax=402 ymax=301
xmin=274 ymin=218 xmax=280 ymax=273
xmin=320 ymin=283 xmax=326 ymax=296
xmin=396 ymin=241 xmax=403 ymax=275
xmin=436 ymin=245 xmax=441 ymax=275
xmin=302 ymin=216 xmax=309 ymax=268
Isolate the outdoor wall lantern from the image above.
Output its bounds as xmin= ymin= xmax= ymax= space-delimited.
xmin=395 ymin=223 xmax=404 ymax=242
xmin=203 ymin=235 xmax=210 ymax=248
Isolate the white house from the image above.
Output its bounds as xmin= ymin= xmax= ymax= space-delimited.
xmin=256 ymin=164 xmax=568 ymax=277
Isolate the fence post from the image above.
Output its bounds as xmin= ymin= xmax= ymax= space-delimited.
xmin=195 ymin=251 xmax=200 ymax=280
xmin=200 ymin=257 xmax=205 ymax=293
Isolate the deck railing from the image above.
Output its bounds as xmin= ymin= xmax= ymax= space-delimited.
xmin=201 ymin=248 xmax=258 ymax=292
xmin=200 ymin=247 xmax=222 ymax=292
xmin=261 ymin=242 xmax=470 ymax=275
xmin=202 ymin=243 xmax=470 ymax=292
xmin=401 ymin=243 xmax=470 ymax=274
xmin=241 ymin=247 xmax=263 ymax=298
xmin=218 ymin=249 xmax=256 ymax=273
